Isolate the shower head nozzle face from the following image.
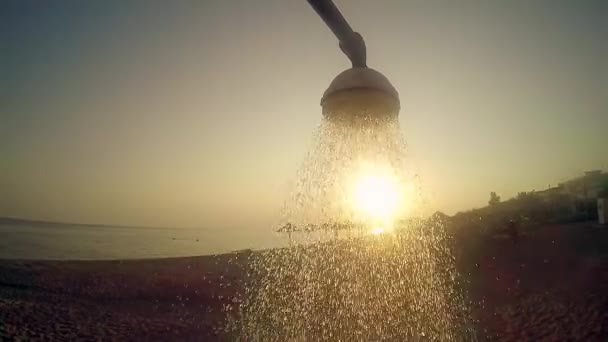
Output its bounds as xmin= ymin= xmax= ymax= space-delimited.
xmin=322 ymin=88 xmax=399 ymax=123
xmin=321 ymin=68 xmax=400 ymax=123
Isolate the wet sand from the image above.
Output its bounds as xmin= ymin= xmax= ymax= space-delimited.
xmin=1 ymin=222 xmax=607 ymax=341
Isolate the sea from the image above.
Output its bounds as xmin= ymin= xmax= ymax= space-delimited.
xmin=0 ymin=222 xmax=288 ymax=260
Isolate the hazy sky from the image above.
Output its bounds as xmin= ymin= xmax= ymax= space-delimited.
xmin=2 ymin=0 xmax=607 ymax=231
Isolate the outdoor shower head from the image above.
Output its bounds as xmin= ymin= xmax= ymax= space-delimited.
xmin=321 ymin=67 xmax=400 ymax=122
xmin=307 ymin=0 xmax=400 ymax=122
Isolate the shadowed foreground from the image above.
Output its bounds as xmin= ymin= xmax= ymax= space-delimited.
xmin=1 ymin=222 xmax=607 ymax=341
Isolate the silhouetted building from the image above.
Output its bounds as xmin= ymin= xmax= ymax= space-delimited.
xmin=558 ymin=170 xmax=608 ymax=200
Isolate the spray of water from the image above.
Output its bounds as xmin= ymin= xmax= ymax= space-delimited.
xmin=231 ymin=89 xmax=473 ymax=340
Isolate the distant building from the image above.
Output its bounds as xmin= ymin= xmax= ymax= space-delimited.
xmin=535 ymin=186 xmax=564 ymax=199
xmin=533 ymin=171 xmax=608 ymax=224
xmin=558 ymin=170 xmax=608 ymax=200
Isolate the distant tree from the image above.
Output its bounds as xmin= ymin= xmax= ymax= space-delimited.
xmin=517 ymin=191 xmax=537 ymax=200
xmin=489 ymin=192 xmax=501 ymax=206
xmin=514 ymin=191 xmax=544 ymax=221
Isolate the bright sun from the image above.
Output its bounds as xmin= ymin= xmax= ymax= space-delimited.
xmin=349 ymin=162 xmax=406 ymax=234
xmin=354 ymin=173 xmax=399 ymax=221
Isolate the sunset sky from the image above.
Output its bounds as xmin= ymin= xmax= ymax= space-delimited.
xmin=2 ymin=0 xmax=607 ymax=232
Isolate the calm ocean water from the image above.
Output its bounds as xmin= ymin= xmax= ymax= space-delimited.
xmin=0 ymin=223 xmax=287 ymax=260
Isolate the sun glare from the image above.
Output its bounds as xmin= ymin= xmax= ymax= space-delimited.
xmin=349 ymin=161 xmax=407 ymax=233
xmin=354 ymin=173 xmax=399 ymax=220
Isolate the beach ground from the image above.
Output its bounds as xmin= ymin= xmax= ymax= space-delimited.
xmin=1 ymin=222 xmax=607 ymax=341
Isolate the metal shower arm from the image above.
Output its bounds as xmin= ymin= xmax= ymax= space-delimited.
xmin=307 ymin=0 xmax=367 ymax=68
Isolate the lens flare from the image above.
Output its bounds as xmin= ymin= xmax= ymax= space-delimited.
xmin=353 ymin=166 xmax=400 ymax=222
xmin=348 ymin=161 xmax=412 ymax=234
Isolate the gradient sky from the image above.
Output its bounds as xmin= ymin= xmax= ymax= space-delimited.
xmin=2 ymin=0 xmax=607 ymax=232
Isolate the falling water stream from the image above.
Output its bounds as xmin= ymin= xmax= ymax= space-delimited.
xmin=231 ymin=89 xmax=473 ymax=340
